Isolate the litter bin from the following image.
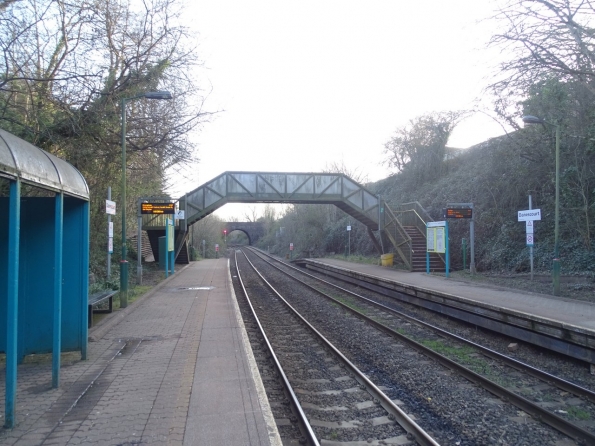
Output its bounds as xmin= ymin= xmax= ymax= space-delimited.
xmin=380 ymin=253 xmax=394 ymax=267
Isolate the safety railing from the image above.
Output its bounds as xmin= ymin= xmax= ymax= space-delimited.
xmin=393 ymin=201 xmax=433 ymax=234
xmin=381 ymin=202 xmax=413 ymax=270
xmin=392 ymin=201 xmax=445 ymax=266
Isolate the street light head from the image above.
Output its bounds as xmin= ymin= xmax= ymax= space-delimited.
xmin=522 ymin=115 xmax=545 ymax=125
xmin=143 ymin=91 xmax=173 ymax=100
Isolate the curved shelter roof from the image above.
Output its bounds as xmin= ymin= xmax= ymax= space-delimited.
xmin=0 ymin=129 xmax=89 ymax=200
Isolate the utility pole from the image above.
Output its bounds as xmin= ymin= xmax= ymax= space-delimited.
xmin=347 ymin=222 xmax=351 ymax=257
xmin=107 ymin=187 xmax=112 ymax=280
xmin=529 ymin=193 xmax=534 ymax=281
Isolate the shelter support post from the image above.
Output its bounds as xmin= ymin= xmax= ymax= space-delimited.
xmin=81 ymin=201 xmax=90 ymax=360
xmin=52 ymin=192 xmax=64 ymax=388
xmin=5 ymin=179 xmax=21 ymax=428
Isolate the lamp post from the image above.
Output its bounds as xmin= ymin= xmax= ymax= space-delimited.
xmin=522 ymin=115 xmax=561 ymax=295
xmin=120 ymin=91 xmax=172 ymax=308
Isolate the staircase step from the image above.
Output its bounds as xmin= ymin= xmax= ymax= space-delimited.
xmin=129 ymin=232 xmax=155 ymax=262
xmin=175 ymin=241 xmax=190 ymax=264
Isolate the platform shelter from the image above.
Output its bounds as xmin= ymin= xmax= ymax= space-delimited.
xmin=0 ymin=129 xmax=90 ymax=427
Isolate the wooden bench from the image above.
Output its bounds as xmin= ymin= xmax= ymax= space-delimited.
xmin=88 ymin=290 xmax=118 ymax=328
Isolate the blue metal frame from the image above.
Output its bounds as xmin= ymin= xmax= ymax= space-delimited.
xmin=445 ymin=221 xmax=450 ymax=278
xmin=81 ymin=200 xmax=90 ymax=359
xmin=6 ymin=179 xmax=21 ymax=428
xmin=52 ymin=193 xmax=63 ymax=388
xmin=165 ymin=222 xmax=170 ymax=277
xmin=0 ymin=130 xmax=91 ymax=428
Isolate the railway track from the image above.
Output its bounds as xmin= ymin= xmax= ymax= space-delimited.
xmin=237 ymin=247 xmax=595 ymax=445
xmin=232 ymin=250 xmax=438 ymax=445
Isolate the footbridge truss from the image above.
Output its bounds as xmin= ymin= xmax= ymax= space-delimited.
xmin=142 ymin=171 xmax=440 ymax=271
xmin=184 ymin=172 xmax=381 ymax=228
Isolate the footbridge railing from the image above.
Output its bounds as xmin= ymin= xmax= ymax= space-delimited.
xmin=141 ymin=172 xmax=384 ymax=263
xmin=181 ymin=171 xmax=382 ymax=229
xmin=140 ymin=172 xmax=440 ymax=271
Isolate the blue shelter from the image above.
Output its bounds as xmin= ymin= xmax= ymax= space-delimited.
xmin=0 ymin=129 xmax=90 ymax=428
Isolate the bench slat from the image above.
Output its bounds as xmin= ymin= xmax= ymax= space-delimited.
xmin=88 ymin=290 xmax=118 ymax=328
xmin=89 ymin=290 xmax=118 ymax=305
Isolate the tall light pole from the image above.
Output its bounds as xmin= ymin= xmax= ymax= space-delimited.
xmin=120 ymin=91 xmax=172 ymax=308
xmin=522 ymin=115 xmax=561 ymax=295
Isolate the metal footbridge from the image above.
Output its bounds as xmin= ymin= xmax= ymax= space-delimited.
xmin=142 ymin=171 xmax=444 ymax=271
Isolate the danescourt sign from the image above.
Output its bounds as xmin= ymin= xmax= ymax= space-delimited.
xmin=517 ymin=209 xmax=542 ymax=221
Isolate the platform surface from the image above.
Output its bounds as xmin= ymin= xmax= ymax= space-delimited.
xmin=308 ymin=258 xmax=595 ymax=331
xmin=0 ymin=259 xmax=281 ymax=446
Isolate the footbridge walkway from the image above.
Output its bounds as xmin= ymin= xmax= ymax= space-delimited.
xmin=142 ymin=171 xmax=444 ymax=271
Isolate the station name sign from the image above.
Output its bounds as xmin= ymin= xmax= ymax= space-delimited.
xmin=517 ymin=209 xmax=541 ymax=221
xmin=444 ymin=207 xmax=473 ymax=219
xmin=141 ymin=202 xmax=175 ymax=215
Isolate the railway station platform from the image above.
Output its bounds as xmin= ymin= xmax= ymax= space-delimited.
xmin=304 ymin=258 xmax=595 ymax=329
xmin=299 ymin=258 xmax=595 ymax=368
xmin=0 ymin=259 xmax=281 ymax=446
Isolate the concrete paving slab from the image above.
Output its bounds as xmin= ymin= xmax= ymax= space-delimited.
xmin=0 ymin=259 xmax=281 ymax=446
xmin=194 ymin=355 xmax=250 ymax=381
xmin=184 ymin=411 xmax=266 ymax=446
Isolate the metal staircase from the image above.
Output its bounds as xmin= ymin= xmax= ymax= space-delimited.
xmin=403 ymin=225 xmax=445 ymax=272
xmin=380 ymin=201 xmax=446 ymax=272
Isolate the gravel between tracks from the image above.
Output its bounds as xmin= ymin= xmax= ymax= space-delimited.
xmin=234 ymin=253 xmax=413 ymax=445
xmin=241 ymin=249 xmax=576 ymax=446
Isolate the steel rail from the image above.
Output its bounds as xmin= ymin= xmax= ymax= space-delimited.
xmin=248 ymin=247 xmax=595 ymax=404
xmin=239 ymin=249 xmax=441 ymax=446
xmin=246 ymin=247 xmax=595 ymax=445
xmin=233 ymin=251 xmax=320 ymax=446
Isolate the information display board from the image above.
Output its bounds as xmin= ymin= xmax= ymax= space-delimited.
xmin=444 ymin=207 xmax=473 ymax=219
xmin=426 ymin=225 xmax=446 ymax=254
xmin=167 ymin=219 xmax=174 ymax=252
xmin=141 ymin=202 xmax=175 ymax=215
xmin=426 ymin=221 xmax=449 ymax=277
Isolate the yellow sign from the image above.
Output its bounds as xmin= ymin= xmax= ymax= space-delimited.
xmin=426 ymin=226 xmax=446 ymax=254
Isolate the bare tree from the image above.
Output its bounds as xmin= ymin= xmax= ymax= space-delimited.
xmin=383 ymin=111 xmax=465 ymax=185
xmin=243 ymin=205 xmax=260 ymax=222
xmin=489 ymin=0 xmax=595 ymax=97
xmin=0 ymin=0 xmax=211 ymax=264
xmin=323 ymin=159 xmax=369 ymax=184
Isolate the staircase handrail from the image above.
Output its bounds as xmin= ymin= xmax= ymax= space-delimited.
xmin=174 ymin=228 xmax=188 ymax=259
xmin=382 ymin=202 xmax=413 ymax=269
xmin=397 ymin=201 xmax=434 ymax=222
xmin=394 ymin=209 xmax=427 ymax=237
xmin=394 ymin=201 xmax=433 ymax=236
xmin=394 ymin=201 xmax=446 ymax=267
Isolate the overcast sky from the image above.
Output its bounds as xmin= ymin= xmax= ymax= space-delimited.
xmin=174 ymin=1 xmax=509 ymax=218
